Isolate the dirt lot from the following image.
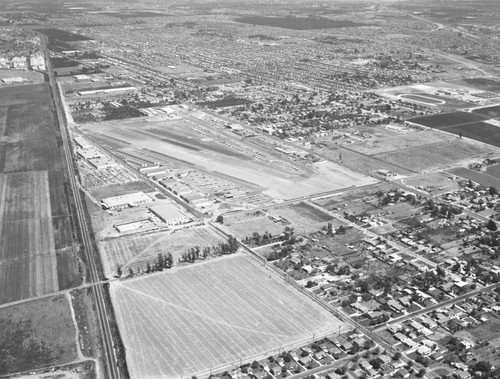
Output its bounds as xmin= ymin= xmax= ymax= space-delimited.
xmin=111 ymin=253 xmax=348 ymax=379
xmin=98 ymin=225 xmax=226 ymax=277
xmin=401 ymin=172 xmax=461 ymax=196
xmin=374 ymin=139 xmax=496 ymax=172
xmin=0 ymin=295 xmax=78 ymax=376
xmin=345 ymin=128 xmax=453 ymax=156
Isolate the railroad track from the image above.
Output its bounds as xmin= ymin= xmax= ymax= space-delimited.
xmin=40 ymin=34 xmax=122 ymax=379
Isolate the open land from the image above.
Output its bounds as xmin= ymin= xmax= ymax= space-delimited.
xmin=0 ymin=84 xmax=80 ymax=304
xmin=98 ymin=226 xmax=226 ymax=277
xmin=0 ymin=295 xmax=78 ymax=376
xmin=372 ymin=139 xmax=497 ymax=172
xmin=111 ymin=253 xmax=347 ymax=379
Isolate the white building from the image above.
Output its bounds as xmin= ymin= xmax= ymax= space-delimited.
xmin=101 ymin=192 xmax=153 ymax=210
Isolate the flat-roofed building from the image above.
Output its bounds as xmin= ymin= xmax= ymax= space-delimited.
xmin=101 ymin=192 xmax=153 ymax=210
xmin=149 ymin=203 xmax=191 ymax=226
xmin=88 ymin=156 xmax=117 ymax=170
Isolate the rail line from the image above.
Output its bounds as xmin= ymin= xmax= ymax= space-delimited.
xmin=40 ymin=34 xmax=122 ymax=379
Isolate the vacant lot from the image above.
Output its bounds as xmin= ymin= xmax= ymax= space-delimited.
xmin=408 ymin=112 xmax=487 ymax=128
xmin=374 ymin=139 xmax=496 ymax=171
xmin=267 ymin=202 xmax=339 ymax=233
xmin=0 ymin=84 xmax=80 ymax=303
xmin=0 ymin=295 xmax=78 ymax=375
xmin=346 ymin=129 xmax=452 ymax=156
xmin=98 ymin=226 xmax=226 ymax=277
xmin=223 ymin=215 xmax=285 ymax=239
xmin=111 ymin=254 xmax=347 ymax=379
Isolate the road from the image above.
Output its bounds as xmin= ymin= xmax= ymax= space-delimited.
xmin=374 ymin=282 xmax=500 ymax=332
xmin=208 ymin=223 xmax=435 ymax=379
xmin=39 ymin=34 xmax=122 ymax=379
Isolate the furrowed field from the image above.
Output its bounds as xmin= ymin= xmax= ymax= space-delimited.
xmin=0 ymin=84 xmax=80 ymax=304
xmin=111 ymin=254 xmax=347 ymax=379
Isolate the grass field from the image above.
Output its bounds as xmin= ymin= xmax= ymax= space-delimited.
xmin=0 ymin=84 xmax=80 ymax=304
xmin=0 ymin=295 xmax=78 ymax=375
xmin=98 ymin=226 xmax=226 ymax=277
xmin=111 ymin=254 xmax=347 ymax=379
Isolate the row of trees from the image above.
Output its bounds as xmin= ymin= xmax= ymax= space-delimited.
xmin=116 ymin=236 xmax=239 ymax=278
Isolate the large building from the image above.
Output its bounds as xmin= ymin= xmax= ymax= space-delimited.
xmin=149 ymin=203 xmax=191 ymax=226
xmin=101 ymin=192 xmax=153 ymax=211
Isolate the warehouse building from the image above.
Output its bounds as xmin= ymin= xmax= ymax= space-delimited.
xmin=149 ymin=203 xmax=191 ymax=226
xmin=101 ymin=192 xmax=153 ymax=210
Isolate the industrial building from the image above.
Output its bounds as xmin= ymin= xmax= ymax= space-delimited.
xmin=78 ymin=86 xmax=135 ymax=96
xmin=101 ymin=192 xmax=153 ymax=211
xmin=149 ymin=203 xmax=191 ymax=226
xmin=88 ymin=156 xmax=117 ymax=170
xmin=114 ymin=219 xmax=151 ymax=233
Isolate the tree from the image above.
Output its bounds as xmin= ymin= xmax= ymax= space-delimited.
xmin=490 ymin=186 xmax=498 ymax=196
xmin=436 ymin=265 xmax=446 ymax=277
xmin=116 ymin=265 xmax=122 ymax=277
xmin=487 ymin=218 xmax=498 ymax=231
xmin=146 ymin=262 xmax=151 ymax=274
xmin=216 ymin=215 xmax=224 ymax=224
xmin=128 ymin=268 xmax=134 ymax=277
xmin=417 ymin=368 xmax=426 ymax=377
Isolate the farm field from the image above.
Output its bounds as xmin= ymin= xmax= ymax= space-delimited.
xmin=472 ymin=105 xmax=500 ymax=119
xmin=408 ymin=112 xmax=487 ymax=129
xmin=448 ymin=167 xmax=500 ymax=189
xmin=0 ymin=295 xmax=78 ymax=376
xmin=442 ymin=122 xmax=500 ymax=148
xmin=233 ymin=16 xmax=364 ymax=30
xmin=0 ymin=84 xmax=80 ymax=304
xmin=111 ymin=253 xmax=347 ymax=379
xmin=98 ymin=226 xmax=226 ymax=277
xmin=373 ymin=139 xmax=496 ymax=172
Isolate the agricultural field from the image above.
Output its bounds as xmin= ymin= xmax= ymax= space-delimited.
xmin=472 ymin=105 xmax=500 ymax=119
xmin=98 ymin=226 xmax=226 ymax=277
xmin=233 ymin=16 xmax=365 ymax=30
xmin=111 ymin=254 xmax=347 ymax=379
xmin=0 ymin=84 xmax=80 ymax=304
xmin=408 ymin=112 xmax=487 ymax=129
xmin=373 ymin=139 xmax=496 ymax=172
xmin=448 ymin=167 xmax=500 ymax=189
xmin=0 ymin=295 xmax=78 ymax=376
